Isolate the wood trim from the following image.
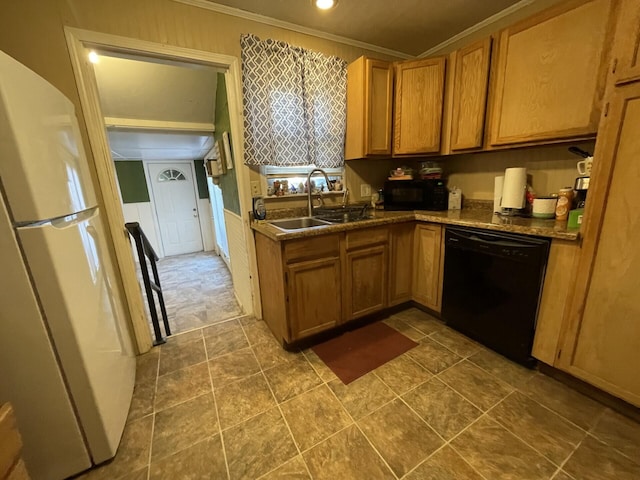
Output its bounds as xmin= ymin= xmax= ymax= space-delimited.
xmin=440 ymin=50 xmax=456 ymax=155
xmin=104 ymin=117 xmax=215 ymax=132
xmin=65 ymin=29 xmax=152 ymax=353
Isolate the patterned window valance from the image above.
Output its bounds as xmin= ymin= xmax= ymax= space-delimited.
xmin=240 ymin=34 xmax=347 ymax=168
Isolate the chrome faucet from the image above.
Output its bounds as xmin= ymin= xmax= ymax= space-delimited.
xmin=306 ymin=168 xmax=332 ymax=217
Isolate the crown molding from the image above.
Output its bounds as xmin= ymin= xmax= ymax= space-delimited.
xmin=417 ymin=0 xmax=535 ymax=57
xmin=173 ymin=0 xmax=413 ymax=59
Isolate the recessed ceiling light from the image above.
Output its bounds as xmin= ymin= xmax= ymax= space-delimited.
xmin=314 ymin=0 xmax=337 ymax=10
xmin=88 ymin=51 xmax=100 ymax=64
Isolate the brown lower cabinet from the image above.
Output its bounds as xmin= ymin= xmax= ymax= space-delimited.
xmin=254 ymin=221 xmax=445 ymax=345
xmin=388 ymin=223 xmax=414 ymax=306
xmin=286 ymin=257 xmax=342 ymax=340
xmin=412 ymin=223 xmax=444 ymax=312
xmin=343 ymin=227 xmax=389 ymax=321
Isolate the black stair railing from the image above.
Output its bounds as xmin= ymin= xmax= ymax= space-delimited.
xmin=125 ymin=222 xmax=171 ymax=345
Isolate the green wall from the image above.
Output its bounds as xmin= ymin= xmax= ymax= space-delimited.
xmin=215 ymin=72 xmax=241 ymax=215
xmin=193 ymin=159 xmax=209 ymax=199
xmin=116 ymin=160 xmax=207 ymax=204
xmin=114 ymin=161 xmax=149 ymax=203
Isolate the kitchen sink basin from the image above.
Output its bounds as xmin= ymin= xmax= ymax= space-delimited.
xmin=313 ymin=205 xmax=374 ymax=224
xmin=315 ymin=211 xmax=375 ymax=224
xmin=268 ymin=217 xmax=332 ymax=230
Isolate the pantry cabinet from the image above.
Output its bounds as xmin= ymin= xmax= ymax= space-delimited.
xmin=345 ymin=57 xmax=393 ymax=159
xmin=343 ymin=227 xmax=389 ymax=320
xmin=556 ymin=83 xmax=640 ymax=406
xmin=487 ymin=0 xmax=613 ymax=147
xmin=412 ymin=224 xmax=444 ymax=312
xmin=393 ymin=57 xmax=447 ymax=155
xmin=538 ymin=0 xmax=640 ymax=407
xmin=388 ymin=223 xmax=414 ymax=306
xmin=444 ymin=38 xmax=492 ymax=152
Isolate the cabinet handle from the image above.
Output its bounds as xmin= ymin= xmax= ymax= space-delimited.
xmin=611 ymin=58 xmax=618 ymax=74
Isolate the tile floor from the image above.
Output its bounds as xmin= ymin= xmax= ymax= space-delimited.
xmin=80 ymin=308 xmax=640 ymax=480
xmin=142 ymin=251 xmax=243 ymax=335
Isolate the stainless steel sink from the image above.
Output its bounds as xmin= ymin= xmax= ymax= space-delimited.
xmin=268 ymin=217 xmax=332 ymax=230
xmin=314 ymin=205 xmax=374 ymax=224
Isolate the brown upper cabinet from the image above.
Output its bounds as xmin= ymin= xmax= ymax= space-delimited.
xmin=611 ymin=0 xmax=640 ymax=85
xmin=393 ymin=57 xmax=447 ymax=155
xmin=444 ymin=38 xmax=492 ymax=153
xmin=345 ymin=57 xmax=393 ymax=159
xmin=487 ymin=0 xmax=614 ymax=147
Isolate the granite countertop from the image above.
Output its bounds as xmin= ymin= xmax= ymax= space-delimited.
xmin=251 ymin=208 xmax=580 ymax=242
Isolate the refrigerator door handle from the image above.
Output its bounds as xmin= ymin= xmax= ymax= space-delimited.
xmin=50 ymin=207 xmax=98 ymax=229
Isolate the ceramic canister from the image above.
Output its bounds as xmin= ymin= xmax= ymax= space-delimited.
xmin=532 ymin=197 xmax=558 ymax=219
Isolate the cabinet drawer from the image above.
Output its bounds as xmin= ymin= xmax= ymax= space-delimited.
xmin=284 ymin=234 xmax=341 ymax=264
xmin=346 ymin=227 xmax=388 ymax=250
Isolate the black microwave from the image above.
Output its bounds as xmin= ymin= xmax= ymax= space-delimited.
xmin=383 ymin=179 xmax=448 ymax=211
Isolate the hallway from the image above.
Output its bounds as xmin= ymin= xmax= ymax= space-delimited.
xmin=148 ymin=251 xmax=243 ymax=335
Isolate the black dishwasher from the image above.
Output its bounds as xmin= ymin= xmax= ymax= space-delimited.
xmin=441 ymin=227 xmax=550 ymax=367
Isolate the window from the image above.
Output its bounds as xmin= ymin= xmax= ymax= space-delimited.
xmin=157 ymin=169 xmax=186 ymax=182
xmin=262 ymin=165 xmax=344 ymax=198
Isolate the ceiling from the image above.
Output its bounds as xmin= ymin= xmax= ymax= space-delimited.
xmin=202 ymin=0 xmax=524 ymax=57
xmin=92 ymin=51 xmax=222 ymax=161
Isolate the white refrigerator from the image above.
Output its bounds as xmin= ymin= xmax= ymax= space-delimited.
xmin=0 ymin=51 xmax=136 ymax=479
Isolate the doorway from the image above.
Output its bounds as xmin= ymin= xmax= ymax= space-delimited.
xmin=65 ymin=28 xmax=259 ymax=351
xmin=146 ymin=161 xmax=204 ymax=257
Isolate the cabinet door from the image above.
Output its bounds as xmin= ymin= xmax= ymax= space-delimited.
xmin=346 ymin=57 xmax=393 ymax=159
xmin=366 ymin=59 xmax=394 ymax=155
xmin=449 ymin=38 xmax=492 ymax=151
xmin=611 ymin=0 xmax=640 ymax=85
xmin=488 ymin=0 xmax=612 ymax=146
xmin=412 ymin=224 xmax=444 ymax=311
xmin=388 ymin=223 xmax=414 ymax=306
xmin=344 ymin=245 xmax=388 ymax=320
xmin=558 ymin=81 xmax=640 ymax=407
xmin=393 ymin=57 xmax=446 ymax=155
xmin=287 ymin=257 xmax=341 ymax=341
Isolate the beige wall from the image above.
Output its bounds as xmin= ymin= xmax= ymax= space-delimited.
xmin=443 ymin=141 xmax=596 ymax=201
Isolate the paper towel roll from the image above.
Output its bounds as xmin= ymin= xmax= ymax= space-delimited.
xmin=494 ymin=176 xmax=504 ymax=213
xmin=501 ymin=167 xmax=527 ymax=209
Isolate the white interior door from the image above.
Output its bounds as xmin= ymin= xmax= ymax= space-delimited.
xmin=147 ymin=162 xmax=203 ymax=256
xmin=207 ymin=177 xmax=229 ymax=264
